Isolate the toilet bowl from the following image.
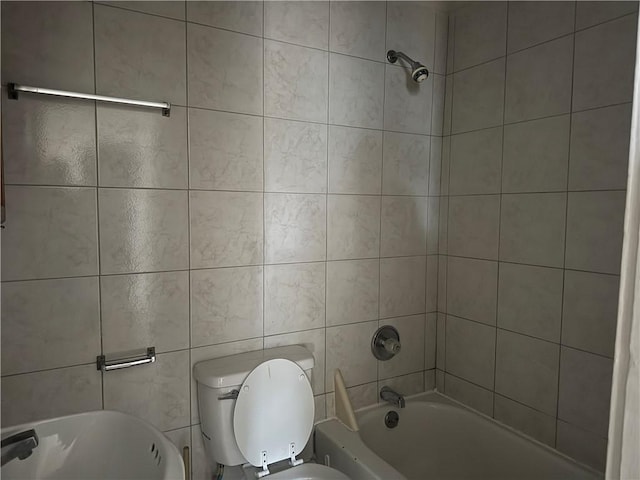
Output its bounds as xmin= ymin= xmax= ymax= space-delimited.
xmin=193 ymin=346 xmax=350 ymax=480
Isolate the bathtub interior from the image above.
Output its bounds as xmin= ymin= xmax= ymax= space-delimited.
xmin=315 ymin=391 xmax=602 ymax=480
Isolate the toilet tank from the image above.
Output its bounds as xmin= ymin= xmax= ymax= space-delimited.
xmin=193 ymin=345 xmax=315 ymax=467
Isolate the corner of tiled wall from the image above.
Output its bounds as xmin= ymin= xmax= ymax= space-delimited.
xmin=437 ymin=0 xmax=637 ymax=472
xmin=0 ymin=1 xmax=448 ymax=478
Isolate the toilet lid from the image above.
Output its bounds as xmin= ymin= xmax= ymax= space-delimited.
xmin=233 ymin=358 xmax=315 ymax=468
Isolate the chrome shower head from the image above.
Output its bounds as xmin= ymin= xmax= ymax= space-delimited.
xmin=387 ymin=50 xmax=429 ymax=83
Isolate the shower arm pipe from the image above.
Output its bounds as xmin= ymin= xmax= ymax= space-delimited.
xmin=7 ymin=83 xmax=171 ymax=116
xmin=390 ymin=51 xmax=419 ymax=68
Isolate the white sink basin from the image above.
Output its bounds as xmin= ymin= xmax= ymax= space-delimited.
xmin=1 ymin=411 xmax=184 ymax=480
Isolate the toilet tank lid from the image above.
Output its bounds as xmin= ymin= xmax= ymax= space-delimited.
xmin=193 ymin=345 xmax=315 ymax=388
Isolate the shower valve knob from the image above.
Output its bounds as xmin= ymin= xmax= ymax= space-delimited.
xmin=372 ymin=326 xmax=402 ymax=361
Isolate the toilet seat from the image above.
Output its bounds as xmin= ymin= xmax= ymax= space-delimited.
xmin=233 ymin=358 xmax=315 ymax=477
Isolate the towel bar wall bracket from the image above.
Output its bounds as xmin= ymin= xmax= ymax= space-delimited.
xmin=7 ymin=83 xmax=171 ymax=117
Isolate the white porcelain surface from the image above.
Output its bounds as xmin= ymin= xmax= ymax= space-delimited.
xmin=452 ymin=59 xmax=505 ymax=134
xmin=425 ymin=256 xmax=438 ymax=313
xmin=494 ymin=394 xmax=557 ymax=447
xmin=190 ymin=267 xmax=263 ymax=347
xmin=499 ymin=193 xmax=567 ymax=268
xmin=327 ymin=195 xmax=380 ymax=260
xmin=329 ymin=54 xmax=384 ymax=129
xmin=319 ymin=392 xmax=600 ymax=480
xmin=497 ymin=263 xmax=563 ymax=342
xmin=558 ymin=347 xmax=613 ymax=436
xmin=445 ymin=374 xmax=494 ymax=416
xmin=573 ymin=14 xmax=637 ymax=111
xmin=425 ymin=313 xmax=437 ymax=369
xmin=1 ymin=365 xmax=101 ymax=427
xmin=98 ymin=105 xmax=188 ymax=189
xmin=189 ymin=109 xmax=263 ymax=191
xmin=329 ymin=1 xmax=386 ymax=61
xmin=264 ymin=328 xmax=326 ymax=395
xmin=1 ymin=277 xmax=100 ymax=375
xmin=446 ymin=257 xmax=498 ymax=326
xmin=2 ymin=186 xmax=98 ymax=281
xmin=95 ymin=5 xmax=186 ymax=104
xmin=378 ymin=315 xmax=425 ymax=380
xmin=190 ymin=191 xmax=263 ymax=268
xmin=434 ymin=11 xmax=448 ymax=75
xmin=190 ymin=338 xmax=263 ymax=424
xmin=449 ymin=127 xmax=502 ymax=195
xmin=386 ymin=1 xmax=436 ymax=71
xmin=107 ymin=1 xmax=185 ymax=20
xmin=380 ymin=196 xmax=428 ymax=257
xmin=565 ymin=191 xmax=626 ymax=274
xmin=264 ymin=262 xmax=326 ymax=335
xmin=445 ymin=315 xmax=496 ymax=389
xmin=325 ymin=321 xmax=378 ymax=391
xmin=328 ymin=126 xmax=382 ymax=195
xmin=380 ymin=256 xmax=426 ymax=318
xmin=1 ymin=1 xmax=94 ymax=91
xmin=0 ymin=410 xmax=184 ymax=480
xmin=380 ymin=372 xmax=425 ymax=399
xmin=495 ymin=330 xmax=560 ymax=416
xmin=99 ymin=189 xmax=188 ymax=274
xmin=326 ymin=259 xmax=379 ymax=326
xmin=556 ymin=420 xmax=608 ymax=472
xmin=507 ymin=1 xmax=574 ymax=53
xmin=186 ymin=1 xmax=262 ymax=35
xmin=3 ymin=96 xmax=96 ymax=186
xmin=264 ymin=118 xmax=327 ymax=193
xmin=569 ymin=103 xmax=632 ymax=191
xmin=562 ymin=270 xmax=620 ymax=357
xmin=431 ymin=75 xmax=446 ymax=136
xmin=384 ymin=65 xmax=433 ymax=135
xmin=505 ymin=36 xmax=573 ymax=123
xmin=427 ymin=197 xmax=439 ymax=255
xmin=453 ymin=2 xmax=507 ymax=71
xmin=576 ymin=1 xmax=638 ymax=29
xmin=326 ymin=382 xmax=378 ymax=416
xmin=382 ymin=132 xmax=430 ymax=196
xmin=103 ymin=350 xmax=190 ymax=432
xmin=265 ymin=1 xmax=329 ymax=49
xmin=429 ymin=134 xmax=442 ymax=198
xmin=188 ymin=23 xmax=263 ymax=114
xmin=502 ymin=115 xmax=570 ymax=193
xmin=101 ymin=271 xmax=189 ymax=353
xmin=447 ymin=195 xmax=500 ymax=260
xmin=265 ymin=193 xmax=326 ymax=264
xmin=265 ymin=40 xmax=328 ymax=123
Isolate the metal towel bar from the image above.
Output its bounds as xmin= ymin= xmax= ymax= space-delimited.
xmin=8 ymin=83 xmax=171 ymax=116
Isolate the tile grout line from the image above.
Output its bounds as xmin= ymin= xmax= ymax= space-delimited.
xmin=447 ymin=9 xmax=638 ymax=77
xmin=492 ymin=0 xmax=510 ymax=419
xmin=262 ymin=0 xmax=266 ymax=349
xmin=184 ymin=0 xmax=194 ymax=463
xmin=90 ymin=0 xmax=105 ymax=411
xmin=3 ymin=182 xmax=627 ymax=197
xmin=440 ymin=10 xmax=457 ymax=393
xmin=424 ymin=2 xmax=438 ymax=384
xmin=555 ymin=2 xmax=579 ymax=449
xmin=324 ymin=0 xmax=330 ymax=417
xmin=376 ymin=0 xmax=390 ymax=393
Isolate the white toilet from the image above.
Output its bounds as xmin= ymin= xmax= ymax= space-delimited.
xmin=194 ymin=345 xmax=350 ymax=480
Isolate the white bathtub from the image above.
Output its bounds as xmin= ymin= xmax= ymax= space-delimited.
xmin=315 ymin=391 xmax=601 ymax=480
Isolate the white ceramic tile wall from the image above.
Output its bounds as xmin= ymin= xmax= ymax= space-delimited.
xmin=1 ymin=1 xmax=446 ymax=477
xmin=437 ymin=1 xmax=636 ymax=472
